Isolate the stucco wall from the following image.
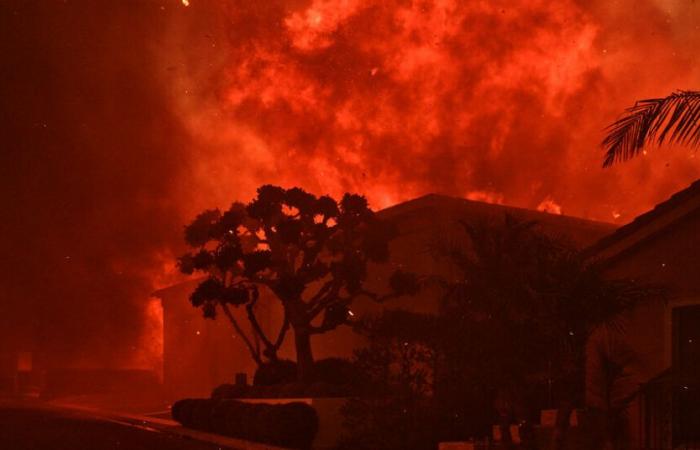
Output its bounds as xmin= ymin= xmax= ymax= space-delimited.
xmin=587 ymin=208 xmax=700 ymax=447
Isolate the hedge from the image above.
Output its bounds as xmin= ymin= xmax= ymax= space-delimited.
xmin=171 ymin=398 xmax=318 ymax=449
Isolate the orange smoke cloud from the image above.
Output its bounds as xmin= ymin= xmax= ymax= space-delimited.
xmin=162 ymin=0 xmax=700 ymax=225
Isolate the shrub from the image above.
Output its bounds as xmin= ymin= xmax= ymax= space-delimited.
xmin=191 ymin=399 xmax=216 ymax=431
xmin=314 ymin=358 xmax=360 ymax=386
xmin=210 ymin=400 xmax=232 ymax=432
xmin=171 ymin=398 xmax=197 ymax=426
xmin=220 ymin=357 xmax=359 ymax=398
xmin=214 ymin=358 xmax=359 ymax=400
xmin=225 ymin=401 xmax=270 ymax=440
xmin=211 ymin=383 xmax=247 ymax=400
xmin=273 ymin=402 xmax=319 ymax=449
xmin=335 ymin=332 xmax=440 ymax=450
xmin=276 ymin=382 xmax=306 ymax=398
xmin=171 ymin=399 xmax=184 ymax=422
xmin=254 ymin=360 xmax=297 ymax=386
xmin=336 ymin=396 xmax=438 ymax=450
xmin=171 ymin=398 xmax=319 ymax=449
xmin=304 ymin=381 xmax=347 ymax=398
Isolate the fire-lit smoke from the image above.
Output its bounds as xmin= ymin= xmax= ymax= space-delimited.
xmin=164 ymin=0 xmax=700 ymax=220
xmin=2 ymin=0 xmax=700 ymax=370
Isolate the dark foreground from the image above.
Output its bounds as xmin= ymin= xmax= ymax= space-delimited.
xmin=0 ymin=400 xmax=225 ymax=450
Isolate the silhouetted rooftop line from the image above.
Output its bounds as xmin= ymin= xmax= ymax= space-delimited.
xmin=587 ymin=178 xmax=700 ymax=261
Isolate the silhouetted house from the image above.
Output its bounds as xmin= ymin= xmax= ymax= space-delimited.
xmin=586 ymin=179 xmax=700 ymax=450
xmin=153 ymin=193 xmax=614 ymax=398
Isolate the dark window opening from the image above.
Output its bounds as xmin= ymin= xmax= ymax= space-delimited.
xmin=672 ymin=305 xmax=700 ymax=446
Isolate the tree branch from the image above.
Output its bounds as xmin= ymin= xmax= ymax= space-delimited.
xmin=306 ymin=279 xmax=335 ymax=309
xmin=244 ymin=286 xmax=291 ymax=361
xmin=246 ymin=296 xmax=275 ymax=351
xmin=309 ymin=321 xmax=341 ymax=335
xmin=274 ymin=316 xmax=290 ymax=349
xmin=252 ymin=329 xmax=261 ymax=358
xmin=307 ymin=281 xmax=342 ymax=320
xmin=221 ymin=303 xmax=262 ymax=365
xmin=353 ymin=288 xmax=405 ymax=303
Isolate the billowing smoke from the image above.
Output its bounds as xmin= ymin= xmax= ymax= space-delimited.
xmin=165 ymin=0 xmax=700 ymax=220
xmin=1 ymin=0 xmax=699 ymax=369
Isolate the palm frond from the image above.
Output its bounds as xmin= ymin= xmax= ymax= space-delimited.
xmin=602 ymin=90 xmax=700 ymax=167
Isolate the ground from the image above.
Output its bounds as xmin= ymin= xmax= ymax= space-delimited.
xmin=0 ymin=400 xmax=227 ymax=450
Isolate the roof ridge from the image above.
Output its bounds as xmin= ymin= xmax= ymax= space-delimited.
xmin=378 ymin=192 xmax=616 ymax=228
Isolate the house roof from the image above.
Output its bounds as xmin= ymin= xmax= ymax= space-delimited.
xmin=378 ymin=193 xmax=616 ymax=248
xmin=152 ymin=277 xmax=204 ymax=301
xmin=586 ymin=179 xmax=700 ymax=262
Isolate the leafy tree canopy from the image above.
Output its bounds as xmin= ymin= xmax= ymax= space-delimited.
xmin=178 ymin=185 xmax=419 ymax=377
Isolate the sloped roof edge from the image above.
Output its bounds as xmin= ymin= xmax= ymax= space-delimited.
xmin=379 ymin=193 xmax=614 ymax=228
xmin=151 ymin=277 xmax=205 ymax=300
xmin=586 ymin=179 xmax=700 ymax=261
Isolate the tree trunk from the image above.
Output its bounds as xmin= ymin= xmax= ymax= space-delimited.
xmin=294 ymin=327 xmax=315 ymax=383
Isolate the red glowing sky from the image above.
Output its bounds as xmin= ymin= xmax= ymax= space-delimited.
xmin=2 ymin=0 xmax=699 ymax=369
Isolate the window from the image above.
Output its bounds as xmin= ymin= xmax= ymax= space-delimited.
xmin=673 ymin=305 xmax=700 ymax=375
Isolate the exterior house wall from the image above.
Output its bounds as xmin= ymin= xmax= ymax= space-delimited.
xmin=597 ymin=208 xmax=700 ymax=379
xmin=587 ymin=206 xmax=700 ymax=449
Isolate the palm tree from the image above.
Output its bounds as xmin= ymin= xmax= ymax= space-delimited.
xmin=439 ymin=215 xmax=663 ymax=450
xmin=602 ymin=91 xmax=700 ymax=166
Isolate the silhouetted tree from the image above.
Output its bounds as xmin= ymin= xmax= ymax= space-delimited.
xmin=337 ymin=310 xmax=440 ymax=450
xmin=178 ymin=185 xmax=418 ymax=382
xmin=602 ymin=90 xmax=700 ymax=166
xmin=438 ymin=216 xmax=664 ymax=450
xmin=340 ymin=216 xmax=664 ymax=450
